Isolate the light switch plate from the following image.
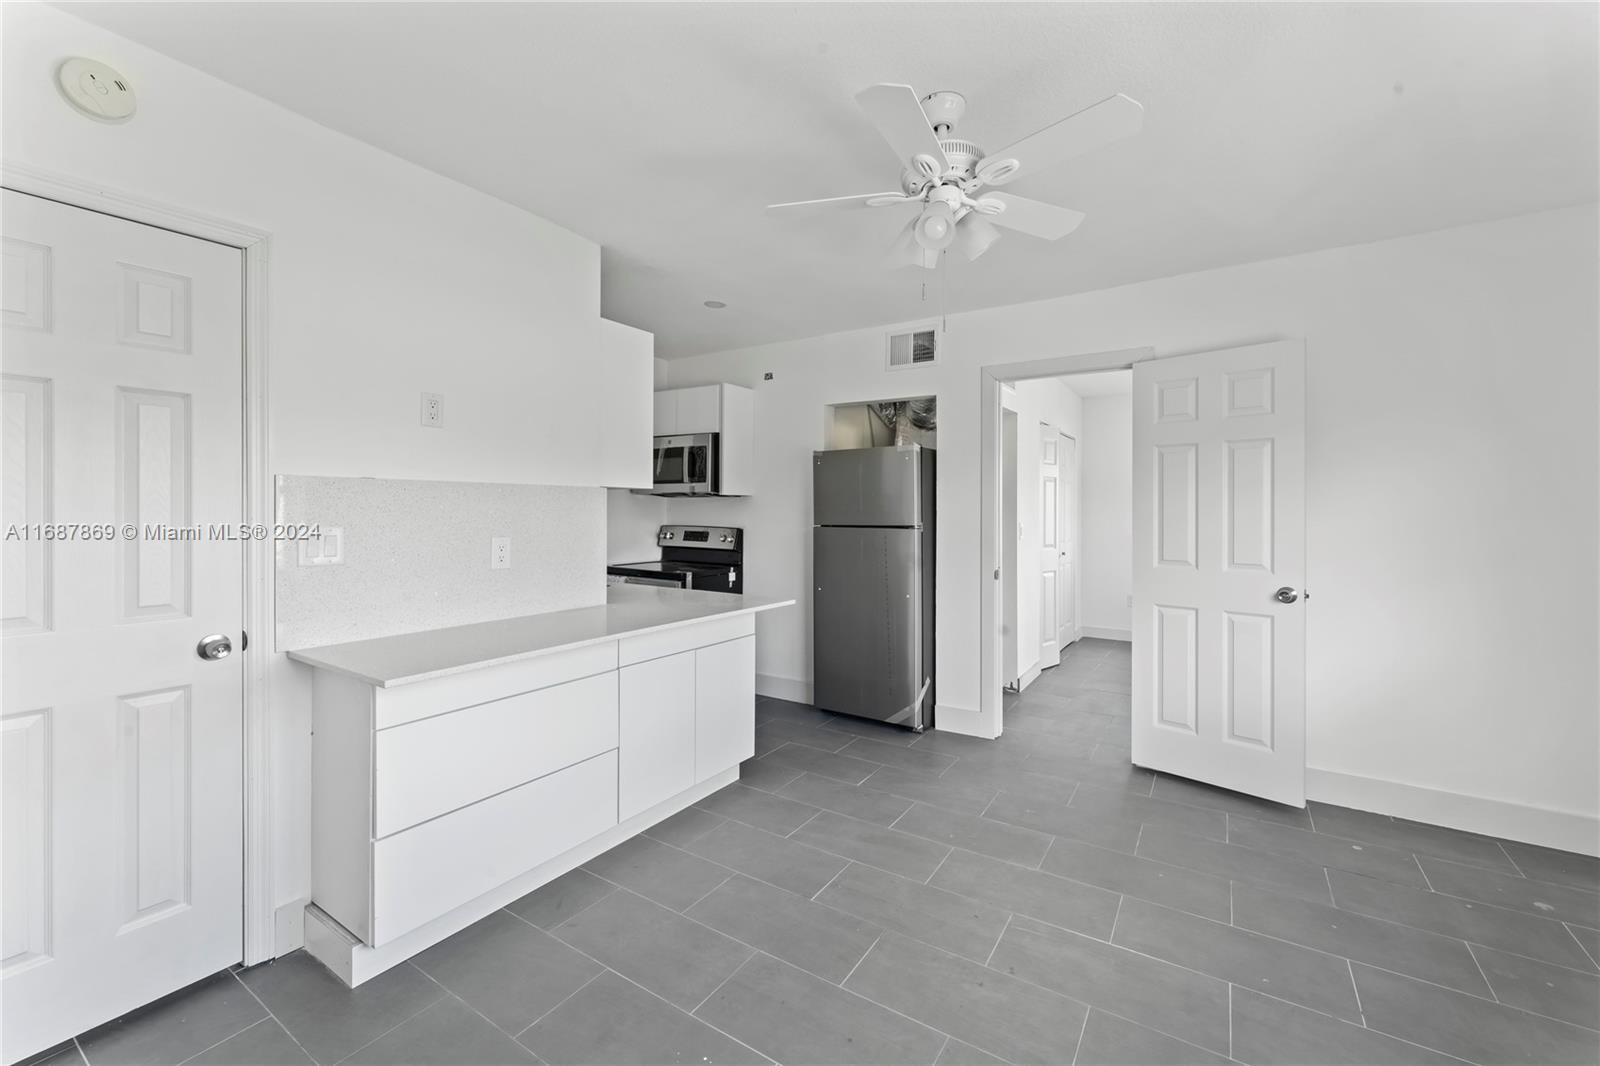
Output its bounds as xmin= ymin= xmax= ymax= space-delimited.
xmin=490 ymin=536 xmax=511 ymax=570
xmin=298 ymin=527 xmax=344 ymax=566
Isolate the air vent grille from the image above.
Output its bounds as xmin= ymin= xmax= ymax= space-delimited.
xmin=887 ymin=327 xmax=937 ymax=369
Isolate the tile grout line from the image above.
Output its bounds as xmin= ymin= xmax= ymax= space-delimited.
xmin=1563 ymin=923 xmax=1600 ymax=971
xmin=809 ymin=862 xmax=850 ymax=902
xmin=513 ymin=969 xmax=605 ymax=1040
xmin=784 ymin=808 xmax=825 ymax=839
xmin=1240 ymin=983 xmax=1477 ymax=1064
xmin=409 ymin=961 xmax=540 ymax=1052
xmin=932 ymin=1034 xmax=951 ymax=1066
xmin=327 ymin=966 xmax=448 ymax=1066
xmin=1462 ymin=942 xmax=1500 ymax=1004
xmin=1067 ymin=1003 xmax=1091 ymax=1066
xmin=1107 ymin=895 xmax=1126 ymax=943
xmin=1494 ymin=839 xmax=1528 ymax=878
xmin=680 ymin=874 xmax=734 ymax=913
xmin=983 ymin=913 xmax=1014 ymax=967
xmin=1346 ymin=958 xmax=1366 ymax=1027
xmin=170 ymin=1017 xmax=273 ymax=1066
xmin=530 ymin=917 xmax=772 ymax=1062
xmin=227 ymin=967 xmax=320 ymax=1064
xmin=922 ymin=848 xmax=954 ymax=886
xmin=1227 ymin=982 xmax=1233 ymax=1060
xmin=839 ymin=934 xmax=882 ymax=987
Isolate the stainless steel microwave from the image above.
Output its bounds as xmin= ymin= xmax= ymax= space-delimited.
xmin=650 ymin=433 xmax=720 ymax=495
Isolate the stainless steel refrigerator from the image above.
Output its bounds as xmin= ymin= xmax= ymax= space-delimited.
xmin=812 ymin=445 xmax=935 ymax=731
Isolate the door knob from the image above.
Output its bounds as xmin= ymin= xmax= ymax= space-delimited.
xmin=1274 ymin=587 xmax=1299 ymax=604
xmin=196 ymin=634 xmax=233 ymax=660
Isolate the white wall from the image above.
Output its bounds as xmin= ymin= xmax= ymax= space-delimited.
xmin=660 ymin=203 xmax=1599 ymax=850
xmin=2 ymin=4 xmax=657 ymax=936
xmin=1080 ymin=393 xmax=1133 ymax=637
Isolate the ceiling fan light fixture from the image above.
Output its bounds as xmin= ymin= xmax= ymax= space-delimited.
xmin=913 ymin=202 xmax=956 ymax=251
xmin=952 ymin=214 xmax=1002 ymax=261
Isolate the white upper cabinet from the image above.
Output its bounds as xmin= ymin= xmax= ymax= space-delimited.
xmin=652 ymin=383 xmax=755 ymax=496
xmin=597 ymin=318 xmax=655 ymax=490
xmin=674 ymin=386 xmax=722 ymax=434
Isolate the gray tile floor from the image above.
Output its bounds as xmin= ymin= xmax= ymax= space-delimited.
xmin=45 ymin=638 xmax=1600 ymax=1065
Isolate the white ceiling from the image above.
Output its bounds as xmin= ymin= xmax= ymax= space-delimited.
xmin=67 ymin=3 xmax=1598 ymax=359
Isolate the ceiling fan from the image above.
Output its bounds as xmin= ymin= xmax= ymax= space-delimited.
xmin=768 ymin=84 xmax=1144 ymax=268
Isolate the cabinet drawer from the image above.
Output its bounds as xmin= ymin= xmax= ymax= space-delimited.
xmin=374 ymin=642 xmax=618 ymax=730
xmin=374 ymin=671 xmax=618 ymax=837
xmin=371 ymin=750 xmax=618 ymax=945
xmin=618 ymin=613 xmax=754 ymax=667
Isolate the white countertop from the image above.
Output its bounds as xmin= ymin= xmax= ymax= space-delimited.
xmin=284 ymin=585 xmax=793 ymax=688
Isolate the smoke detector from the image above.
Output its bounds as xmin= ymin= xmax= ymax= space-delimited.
xmin=56 ymin=58 xmax=136 ymax=123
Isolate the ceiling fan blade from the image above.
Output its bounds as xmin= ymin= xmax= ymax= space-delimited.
xmin=983 ymin=193 xmax=1086 ymax=241
xmin=766 ymin=192 xmax=914 ymax=212
xmin=951 ymin=214 xmax=1002 ymax=261
xmin=855 ymin=83 xmax=949 ymax=177
xmin=977 ymin=93 xmax=1144 ymax=186
xmin=885 ymin=218 xmax=940 ymax=270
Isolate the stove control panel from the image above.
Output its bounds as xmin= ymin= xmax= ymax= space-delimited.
xmin=657 ymin=525 xmax=741 ymax=551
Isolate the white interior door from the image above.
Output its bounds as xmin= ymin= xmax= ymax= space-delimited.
xmin=1038 ymin=423 xmax=1061 ymax=667
xmin=2 ymin=190 xmax=245 ymax=1060
xmin=1131 ymin=340 xmax=1306 ymax=806
xmin=1057 ymin=433 xmax=1078 ymax=650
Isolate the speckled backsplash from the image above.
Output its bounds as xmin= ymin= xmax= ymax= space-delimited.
xmin=275 ymin=475 xmax=605 ymax=649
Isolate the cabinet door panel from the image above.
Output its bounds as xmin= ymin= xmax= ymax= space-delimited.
xmin=695 ymin=636 xmax=755 ymax=781
xmin=653 ymin=391 xmax=677 ymax=436
xmin=619 ymin=651 xmax=696 ymax=819
xmin=675 ymin=386 xmax=721 ymax=434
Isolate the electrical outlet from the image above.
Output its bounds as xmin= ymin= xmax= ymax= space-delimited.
xmin=298 ymin=527 xmax=344 ymax=566
xmin=1126 ymin=594 xmax=1134 ymax=607
xmin=421 ymin=392 xmax=443 ymax=427
xmin=490 ymin=536 xmax=511 ymax=570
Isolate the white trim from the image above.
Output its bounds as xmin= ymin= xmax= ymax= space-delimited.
xmin=2 ymin=161 xmax=279 ymax=966
xmin=933 ymin=701 xmax=985 ymax=737
xmin=305 ymin=765 xmax=740 ymax=986
xmin=1079 ymin=626 xmax=1132 ymax=642
xmin=1016 ymin=661 xmax=1043 ymax=692
xmin=756 ymin=672 xmax=811 ymax=705
xmin=1306 ymin=768 xmax=1600 ymax=857
xmin=979 ymin=348 xmax=1156 ymax=739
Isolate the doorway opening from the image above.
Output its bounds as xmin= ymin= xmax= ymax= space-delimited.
xmin=979 ymin=341 xmax=1309 ymax=809
xmin=995 ymin=369 xmax=1133 ymax=757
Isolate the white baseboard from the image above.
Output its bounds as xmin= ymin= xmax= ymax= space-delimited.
xmin=274 ymin=898 xmax=308 ymax=957
xmin=1079 ymin=627 xmax=1132 ymax=642
xmin=757 ymin=673 xmax=811 ymax=705
xmin=1306 ymin=768 xmax=1600 ymax=857
xmin=1016 ymin=662 xmax=1043 ymax=692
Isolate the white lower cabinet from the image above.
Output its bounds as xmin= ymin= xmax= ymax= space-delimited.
xmin=372 ymin=752 xmax=617 ymax=944
xmin=697 ymin=636 xmax=756 ymax=780
xmin=308 ymin=613 xmax=762 ymax=979
xmin=619 ymin=651 xmax=697 ymax=820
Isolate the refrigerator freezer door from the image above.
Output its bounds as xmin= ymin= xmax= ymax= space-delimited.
xmin=813 ymin=526 xmax=928 ymax=728
xmin=813 ymin=446 xmax=924 ymax=528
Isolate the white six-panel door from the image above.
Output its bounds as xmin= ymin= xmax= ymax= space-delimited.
xmin=1131 ymin=340 xmax=1306 ymax=806
xmin=1057 ymin=433 xmax=1078 ymax=651
xmin=1038 ymin=424 xmax=1061 ymax=666
xmin=2 ymin=190 xmax=245 ymax=1061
